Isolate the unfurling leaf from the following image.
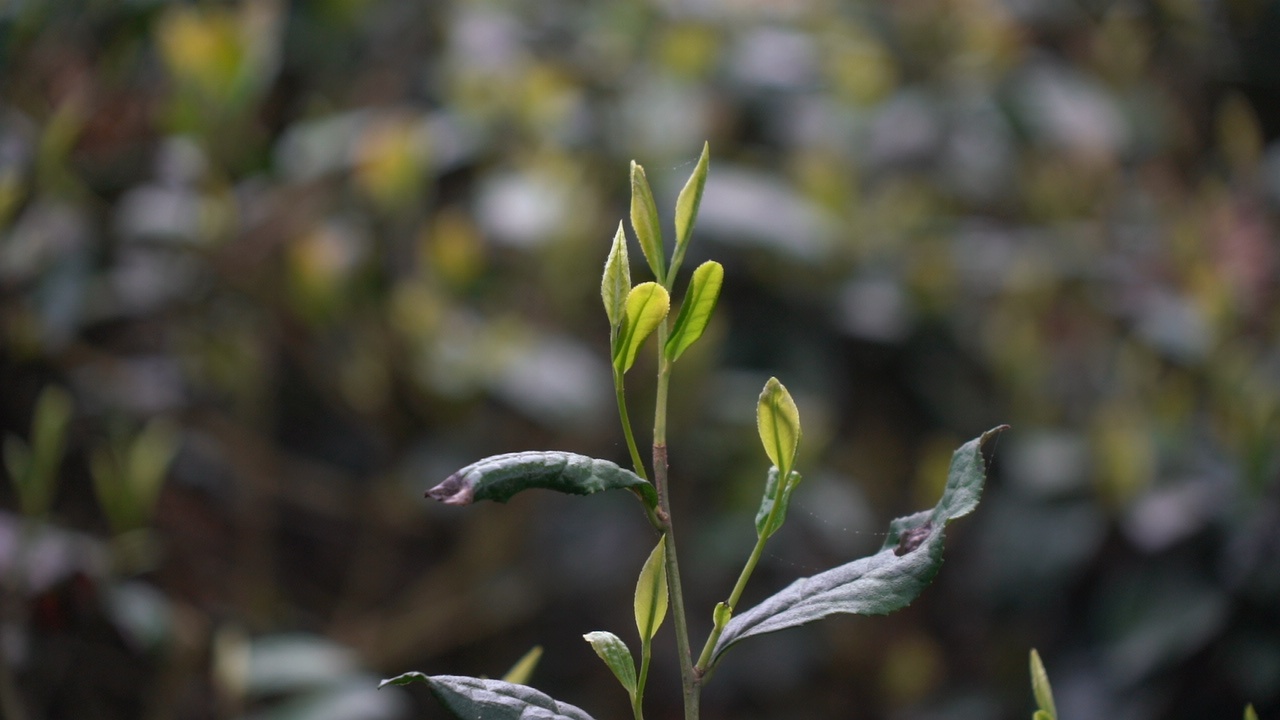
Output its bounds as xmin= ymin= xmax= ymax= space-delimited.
xmin=755 ymin=467 xmax=802 ymax=540
xmin=710 ymin=426 xmax=1007 ymax=665
xmin=612 ymin=282 xmax=670 ymax=373
xmin=601 ymin=222 xmax=631 ymax=329
xmin=501 ymin=646 xmax=543 ymax=686
xmin=380 ymin=673 xmax=595 ymax=720
xmin=757 ymin=378 xmax=800 ymax=478
xmin=664 ymin=260 xmax=723 ymax=362
xmin=635 ymin=535 xmax=669 ymax=641
xmin=583 ymin=631 xmax=637 ymax=695
xmin=669 ymin=142 xmax=709 ymax=280
xmin=427 ymin=451 xmax=658 ymax=509
xmin=1030 ymin=649 xmax=1057 ymax=720
xmin=630 ymin=161 xmax=665 ymax=280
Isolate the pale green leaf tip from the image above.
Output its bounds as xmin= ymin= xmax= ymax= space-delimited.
xmin=501 ymin=645 xmax=543 ymax=685
xmin=1245 ymin=704 xmax=1257 ymax=720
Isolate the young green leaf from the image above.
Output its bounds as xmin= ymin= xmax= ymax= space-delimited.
xmin=583 ymin=631 xmax=637 ymax=696
xmin=757 ymin=378 xmax=801 ymax=478
xmin=755 ymin=468 xmax=802 ymax=540
xmin=1244 ymin=704 xmax=1258 ymax=720
xmin=1033 ymin=712 xmax=1053 ymax=720
xmin=601 ymin=222 xmax=631 ymax=329
xmin=427 ymin=451 xmax=658 ymax=509
xmin=501 ymin=645 xmax=543 ymax=686
xmin=664 ymin=260 xmax=723 ymax=362
xmin=1030 ymin=649 xmax=1057 ymax=720
xmin=668 ymin=141 xmax=709 ymax=281
xmin=629 ymin=161 xmax=665 ymax=280
xmin=612 ymin=282 xmax=670 ymax=373
xmin=634 ymin=535 xmax=669 ymax=641
xmin=380 ymin=673 xmax=596 ymax=720
xmin=710 ymin=426 xmax=1007 ymax=665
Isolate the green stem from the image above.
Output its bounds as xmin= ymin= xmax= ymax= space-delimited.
xmin=613 ymin=367 xmax=649 ymax=482
xmin=652 ymin=326 xmax=699 ymax=719
xmin=633 ymin=638 xmax=652 ymax=720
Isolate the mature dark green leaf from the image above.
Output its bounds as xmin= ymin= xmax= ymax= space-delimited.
xmin=582 ymin=631 xmax=637 ymax=695
xmin=664 ymin=260 xmax=723 ymax=362
xmin=755 ymin=468 xmax=801 ymax=540
xmin=612 ymin=282 xmax=670 ymax=373
xmin=601 ymin=222 xmax=631 ymax=330
xmin=668 ymin=141 xmax=709 ymax=280
xmin=634 ymin=536 xmax=668 ymax=641
xmin=629 ymin=161 xmax=665 ymax=280
xmin=380 ymin=673 xmax=596 ymax=720
xmin=711 ymin=426 xmax=1006 ymax=664
xmin=427 ymin=451 xmax=658 ymax=509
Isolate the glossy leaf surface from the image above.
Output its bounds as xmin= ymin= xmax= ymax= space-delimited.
xmin=634 ymin=536 xmax=669 ymax=641
xmin=711 ymin=426 xmax=1006 ymax=664
xmin=664 ymin=260 xmax=723 ymax=362
xmin=613 ymin=282 xmax=669 ymax=373
xmin=380 ymin=673 xmax=595 ymax=720
xmin=427 ymin=451 xmax=658 ymax=509
xmin=582 ymin=631 xmax=637 ymax=695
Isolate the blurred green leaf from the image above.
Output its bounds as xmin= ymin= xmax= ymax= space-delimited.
xmin=601 ymin=222 xmax=631 ymax=330
xmin=426 ymin=451 xmax=658 ymax=509
xmin=629 ymin=162 xmax=665 ymax=281
xmin=1030 ymin=649 xmax=1057 ymax=720
xmin=1245 ymin=704 xmax=1258 ymax=720
xmin=664 ymin=260 xmax=723 ymax=363
xmin=613 ymin=282 xmax=670 ymax=373
xmin=757 ymin=378 xmax=800 ymax=479
xmin=380 ymin=673 xmax=595 ymax=720
xmin=634 ymin=535 xmax=669 ymax=642
xmin=582 ymin=631 xmax=637 ymax=696
xmin=501 ymin=646 xmax=543 ymax=686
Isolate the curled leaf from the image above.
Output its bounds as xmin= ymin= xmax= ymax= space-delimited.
xmin=427 ymin=451 xmax=658 ymax=509
xmin=629 ymin=161 xmax=665 ymax=280
xmin=710 ymin=426 xmax=1007 ymax=665
xmin=634 ymin=535 xmax=669 ymax=641
xmin=757 ymin=378 xmax=800 ymax=478
xmin=664 ymin=260 xmax=723 ymax=362
xmin=612 ymin=282 xmax=670 ymax=373
xmin=755 ymin=468 xmax=801 ymax=540
xmin=380 ymin=673 xmax=596 ymax=720
xmin=583 ymin=631 xmax=637 ymax=695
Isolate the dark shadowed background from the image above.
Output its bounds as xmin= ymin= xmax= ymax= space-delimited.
xmin=1 ymin=0 xmax=1278 ymax=718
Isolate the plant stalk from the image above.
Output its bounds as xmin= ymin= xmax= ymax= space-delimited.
xmin=633 ymin=638 xmax=652 ymax=720
xmin=613 ymin=367 xmax=649 ymax=482
xmin=651 ymin=325 xmax=699 ymax=719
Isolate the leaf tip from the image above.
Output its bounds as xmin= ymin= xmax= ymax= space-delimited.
xmin=426 ymin=474 xmax=474 ymax=505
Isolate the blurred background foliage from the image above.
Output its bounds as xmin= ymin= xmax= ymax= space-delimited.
xmin=1 ymin=0 xmax=1278 ymax=718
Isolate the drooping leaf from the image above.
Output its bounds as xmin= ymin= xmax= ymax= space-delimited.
xmin=612 ymin=282 xmax=670 ymax=373
xmin=582 ymin=631 xmax=637 ymax=695
xmin=669 ymin=141 xmax=709 ymax=280
xmin=710 ymin=426 xmax=1007 ymax=664
xmin=664 ymin=260 xmax=723 ymax=362
xmin=629 ymin=161 xmax=665 ymax=280
xmin=601 ymin=222 xmax=631 ymax=330
xmin=380 ymin=673 xmax=596 ymax=720
xmin=757 ymin=378 xmax=800 ymax=478
xmin=634 ymin=535 xmax=669 ymax=641
xmin=1030 ymin=649 xmax=1057 ymax=720
xmin=501 ymin=646 xmax=543 ymax=686
xmin=755 ymin=468 xmax=802 ymax=540
xmin=427 ymin=451 xmax=658 ymax=509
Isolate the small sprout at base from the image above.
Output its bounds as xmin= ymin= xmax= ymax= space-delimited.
xmin=634 ymin=536 xmax=669 ymax=641
xmin=630 ymin=161 xmax=665 ymax=280
xmin=713 ymin=602 xmax=732 ymax=629
xmin=757 ymin=378 xmax=801 ymax=478
xmin=1030 ymin=649 xmax=1057 ymax=720
xmin=602 ymin=222 xmax=631 ymax=330
xmin=583 ymin=631 xmax=638 ymax=696
xmin=501 ymin=645 xmax=543 ymax=686
xmin=613 ymin=283 xmax=670 ymax=373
